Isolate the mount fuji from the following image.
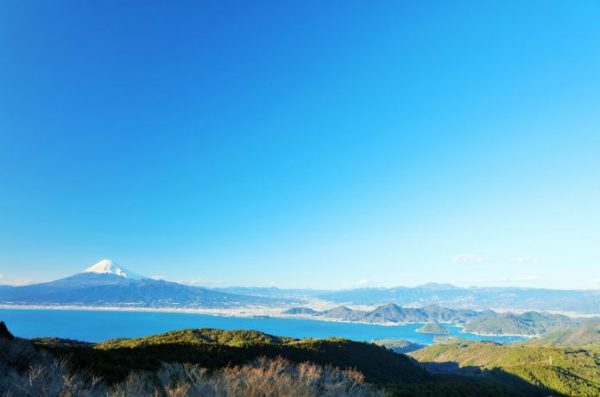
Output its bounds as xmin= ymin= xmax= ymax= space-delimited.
xmin=83 ymin=259 xmax=145 ymax=280
xmin=0 ymin=259 xmax=285 ymax=308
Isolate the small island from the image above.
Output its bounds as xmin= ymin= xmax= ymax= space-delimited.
xmin=417 ymin=322 xmax=450 ymax=334
xmin=372 ymin=338 xmax=425 ymax=353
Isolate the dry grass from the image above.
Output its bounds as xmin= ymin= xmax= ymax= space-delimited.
xmin=1 ymin=338 xmax=384 ymax=397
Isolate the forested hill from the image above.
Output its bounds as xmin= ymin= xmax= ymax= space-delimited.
xmin=284 ymin=303 xmax=579 ymax=335
xmin=3 ymin=321 xmax=600 ymax=396
xmin=528 ymin=319 xmax=600 ymax=347
xmin=32 ymin=328 xmax=428 ymax=386
xmin=410 ymin=340 xmax=600 ymax=396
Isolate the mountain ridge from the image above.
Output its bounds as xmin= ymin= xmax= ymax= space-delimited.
xmin=2 ymin=260 xmax=598 ymax=315
xmin=0 ymin=260 xmax=288 ymax=308
xmin=219 ymin=284 xmax=600 ymax=314
xmin=284 ymin=303 xmax=581 ymax=336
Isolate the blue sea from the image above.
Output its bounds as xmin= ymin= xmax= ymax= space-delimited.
xmin=0 ymin=308 xmax=525 ymax=344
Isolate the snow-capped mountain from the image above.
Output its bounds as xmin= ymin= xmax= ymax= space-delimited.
xmin=0 ymin=259 xmax=290 ymax=309
xmin=83 ymin=259 xmax=145 ymax=280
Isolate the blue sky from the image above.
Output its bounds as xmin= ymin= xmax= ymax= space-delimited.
xmin=1 ymin=1 xmax=599 ymax=289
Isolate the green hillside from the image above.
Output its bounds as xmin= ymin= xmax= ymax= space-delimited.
xmin=529 ymin=319 xmax=600 ymax=348
xmin=4 ymin=322 xmax=595 ymax=396
xmin=288 ymin=304 xmax=580 ymax=336
xmin=462 ymin=311 xmax=575 ymax=336
xmin=410 ymin=340 xmax=600 ymax=396
xmin=33 ymin=328 xmax=428 ymax=386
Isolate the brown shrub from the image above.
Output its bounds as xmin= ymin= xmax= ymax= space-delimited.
xmin=1 ymin=336 xmax=383 ymax=397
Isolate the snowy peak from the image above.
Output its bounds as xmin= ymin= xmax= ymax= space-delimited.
xmin=83 ymin=259 xmax=145 ymax=280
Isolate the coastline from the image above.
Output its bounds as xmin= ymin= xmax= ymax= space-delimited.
xmin=0 ymin=304 xmax=532 ymax=338
xmin=458 ymin=327 xmax=537 ymax=339
xmin=0 ymin=304 xmax=416 ymax=327
xmin=0 ymin=304 xmax=288 ymax=318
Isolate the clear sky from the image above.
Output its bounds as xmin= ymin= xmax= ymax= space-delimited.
xmin=1 ymin=1 xmax=599 ymax=289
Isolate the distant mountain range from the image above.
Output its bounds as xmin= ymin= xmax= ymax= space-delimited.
xmin=219 ymin=282 xmax=600 ymax=314
xmin=0 ymin=259 xmax=288 ymax=308
xmin=283 ymin=303 xmax=579 ymax=335
xmin=2 ymin=260 xmax=599 ymax=316
xmin=318 ymin=284 xmax=600 ymax=313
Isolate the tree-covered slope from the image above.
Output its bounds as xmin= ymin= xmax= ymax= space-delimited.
xmin=33 ymin=328 xmax=429 ymax=386
xmin=3 ymin=322 xmax=589 ymax=396
xmin=410 ymin=340 xmax=600 ymax=396
xmin=286 ymin=303 xmax=580 ymax=335
xmin=529 ymin=319 xmax=600 ymax=347
xmin=462 ymin=311 xmax=574 ymax=336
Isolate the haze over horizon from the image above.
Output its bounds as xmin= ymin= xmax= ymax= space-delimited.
xmin=1 ymin=1 xmax=599 ymax=290
xmin=1 ymin=257 xmax=598 ymax=291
